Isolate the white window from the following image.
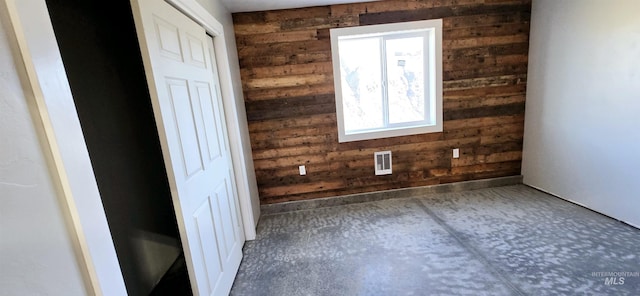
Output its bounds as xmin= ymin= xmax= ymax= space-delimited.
xmin=330 ymin=19 xmax=443 ymax=142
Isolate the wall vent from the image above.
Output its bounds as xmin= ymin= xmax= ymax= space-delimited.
xmin=374 ymin=151 xmax=392 ymax=175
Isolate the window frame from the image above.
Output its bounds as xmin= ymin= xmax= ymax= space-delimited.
xmin=330 ymin=19 xmax=443 ymax=143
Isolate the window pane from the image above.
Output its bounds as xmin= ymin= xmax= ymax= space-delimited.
xmin=386 ymin=37 xmax=425 ymax=124
xmin=338 ymin=37 xmax=383 ymax=132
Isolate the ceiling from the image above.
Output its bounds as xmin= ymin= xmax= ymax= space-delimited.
xmin=221 ymin=0 xmax=380 ymax=13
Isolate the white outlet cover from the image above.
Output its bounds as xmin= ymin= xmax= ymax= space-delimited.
xmin=299 ymin=165 xmax=307 ymax=175
xmin=453 ymin=148 xmax=460 ymax=159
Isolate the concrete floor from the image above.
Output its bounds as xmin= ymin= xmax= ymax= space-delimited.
xmin=230 ymin=185 xmax=640 ymax=295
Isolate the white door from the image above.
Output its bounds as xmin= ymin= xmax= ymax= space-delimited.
xmin=130 ymin=0 xmax=244 ymax=295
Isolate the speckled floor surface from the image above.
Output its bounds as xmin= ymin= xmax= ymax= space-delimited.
xmin=230 ymin=185 xmax=640 ymax=295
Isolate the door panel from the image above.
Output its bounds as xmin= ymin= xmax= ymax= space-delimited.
xmin=185 ymin=33 xmax=207 ymax=68
xmin=194 ymin=82 xmax=222 ymax=162
xmin=167 ymin=78 xmax=204 ymax=177
xmin=193 ymin=195 xmax=223 ymax=288
xmin=216 ymin=180 xmax=235 ymax=255
xmin=131 ymin=0 xmax=244 ymax=295
xmin=155 ymin=17 xmax=183 ymax=61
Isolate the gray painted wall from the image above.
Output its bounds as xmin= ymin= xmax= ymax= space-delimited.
xmin=523 ymin=0 xmax=640 ymax=227
xmin=0 ymin=13 xmax=86 ymax=296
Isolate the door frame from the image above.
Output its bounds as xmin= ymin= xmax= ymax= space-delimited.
xmin=2 ymin=0 xmax=258 ymax=294
xmin=164 ymin=0 xmax=259 ymax=241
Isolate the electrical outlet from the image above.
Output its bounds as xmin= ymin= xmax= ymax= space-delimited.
xmin=299 ymin=165 xmax=306 ymax=176
xmin=453 ymin=148 xmax=460 ymax=159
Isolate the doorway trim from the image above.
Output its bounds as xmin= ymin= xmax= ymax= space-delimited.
xmin=2 ymin=0 xmax=258 ymax=294
xmin=1 ymin=0 xmax=127 ymax=294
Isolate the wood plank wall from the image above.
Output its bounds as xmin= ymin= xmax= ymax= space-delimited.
xmin=233 ymin=0 xmax=531 ymax=204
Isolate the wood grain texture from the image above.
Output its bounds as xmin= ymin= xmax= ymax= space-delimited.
xmin=233 ymin=0 xmax=531 ymax=204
